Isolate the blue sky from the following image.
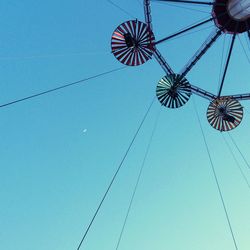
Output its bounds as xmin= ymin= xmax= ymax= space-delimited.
xmin=0 ymin=1 xmax=250 ymax=250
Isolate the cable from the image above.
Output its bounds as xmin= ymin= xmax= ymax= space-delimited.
xmin=243 ymin=106 xmax=250 ymax=115
xmin=228 ymin=133 xmax=250 ymax=170
xmin=193 ymin=98 xmax=238 ymax=250
xmin=0 ymin=51 xmax=109 ymax=60
xmin=152 ymin=1 xmax=211 ymax=14
xmin=106 ymin=0 xmax=137 ymax=19
xmin=76 ymin=97 xmax=156 ymax=250
xmin=238 ymin=35 xmax=250 ymax=65
xmin=115 ymin=108 xmax=161 ymax=250
xmin=221 ymin=134 xmax=250 ymax=190
xmin=136 ymin=0 xmax=142 ymax=7
xmin=0 ymin=66 xmax=126 ymax=108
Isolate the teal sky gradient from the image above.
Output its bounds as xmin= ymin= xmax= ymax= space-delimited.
xmin=0 ymin=1 xmax=250 ymax=250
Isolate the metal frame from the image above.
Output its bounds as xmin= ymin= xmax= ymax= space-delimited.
xmin=143 ymin=0 xmax=250 ymax=102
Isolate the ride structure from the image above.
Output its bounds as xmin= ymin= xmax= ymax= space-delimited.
xmin=111 ymin=0 xmax=250 ymax=132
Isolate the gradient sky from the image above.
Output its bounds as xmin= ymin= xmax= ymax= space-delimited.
xmin=0 ymin=1 xmax=250 ymax=250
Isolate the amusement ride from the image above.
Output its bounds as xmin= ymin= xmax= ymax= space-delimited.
xmin=111 ymin=0 xmax=250 ymax=131
xmin=1 ymin=1 xmax=250 ymax=250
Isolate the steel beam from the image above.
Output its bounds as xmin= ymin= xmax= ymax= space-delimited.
xmin=190 ymin=85 xmax=216 ymax=100
xmin=181 ymin=29 xmax=222 ymax=77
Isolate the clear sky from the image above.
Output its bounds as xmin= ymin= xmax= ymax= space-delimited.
xmin=0 ymin=1 xmax=250 ymax=250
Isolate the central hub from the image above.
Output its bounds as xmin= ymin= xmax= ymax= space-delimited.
xmin=219 ymin=107 xmax=226 ymax=114
xmin=213 ymin=0 xmax=250 ymax=33
xmin=227 ymin=0 xmax=250 ymax=20
xmin=124 ymin=33 xmax=136 ymax=48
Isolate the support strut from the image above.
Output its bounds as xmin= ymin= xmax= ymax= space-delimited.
xmin=153 ymin=0 xmax=214 ymax=6
xmin=190 ymin=85 xmax=216 ymax=100
xmin=225 ymin=93 xmax=250 ymax=101
xmin=180 ymin=29 xmax=222 ymax=76
xmin=218 ymin=33 xmax=236 ymax=97
xmin=154 ymin=49 xmax=174 ymax=74
xmin=155 ymin=17 xmax=214 ymax=45
xmin=144 ymin=0 xmax=153 ymax=31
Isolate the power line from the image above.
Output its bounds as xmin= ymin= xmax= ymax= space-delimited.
xmin=136 ymin=0 xmax=143 ymax=7
xmin=106 ymin=0 xmax=137 ymax=19
xmin=152 ymin=1 xmax=211 ymax=14
xmin=237 ymin=35 xmax=250 ymax=65
xmin=193 ymin=99 xmax=238 ymax=250
xmin=0 ymin=51 xmax=109 ymax=60
xmin=0 ymin=66 xmax=126 ymax=108
xmin=76 ymin=97 xmax=156 ymax=250
xmin=115 ymin=108 xmax=161 ymax=250
xmin=228 ymin=133 xmax=250 ymax=170
xmin=221 ymin=134 xmax=250 ymax=190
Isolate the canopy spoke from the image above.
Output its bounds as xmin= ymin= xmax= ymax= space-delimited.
xmin=155 ymin=17 xmax=213 ymax=45
xmin=218 ymin=33 xmax=236 ymax=97
xmin=180 ymin=29 xmax=222 ymax=76
xmin=153 ymin=0 xmax=213 ymax=6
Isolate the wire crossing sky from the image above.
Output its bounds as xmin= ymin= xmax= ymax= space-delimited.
xmin=76 ymin=97 xmax=155 ymax=250
xmin=0 ymin=66 xmax=126 ymax=108
xmin=0 ymin=1 xmax=250 ymax=250
xmin=193 ymin=99 xmax=238 ymax=250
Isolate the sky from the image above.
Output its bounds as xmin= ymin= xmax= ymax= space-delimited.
xmin=0 ymin=0 xmax=250 ymax=250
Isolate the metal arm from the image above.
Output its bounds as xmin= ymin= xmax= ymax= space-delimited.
xmin=154 ymin=49 xmax=174 ymax=74
xmin=180 ymin=29 xmax=222 ymax=77
xmin=224 ymin=93 xmax=250 ymax=101
xmin=144 ymin=0 xmax=153 ymax=31
xmin=155 ymin=17 xmax=214 ymax=45
xmin=190 ymin=84 xmax=216 ymax=100
xmin=217 ymin=33 xmax=236 ymax=97
xmin=144 ymin=0 xmax=174 ymax=74
xmin=153 ymin=0 xmax=213 ymax=6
